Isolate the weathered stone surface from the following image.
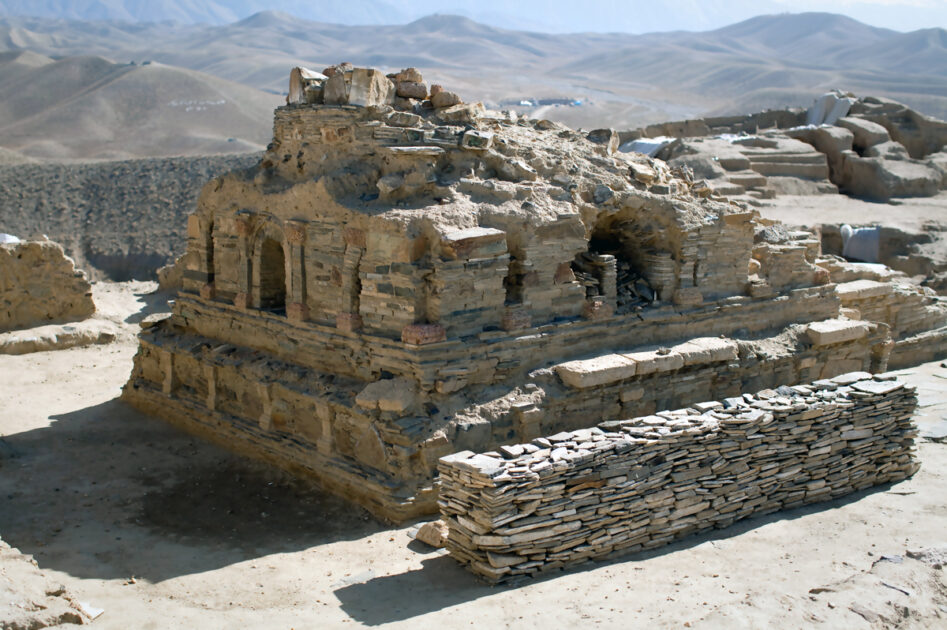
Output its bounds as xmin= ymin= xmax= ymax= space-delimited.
xmin=415 ymin=519 xmax=449 ymax=548
xmin=675 ymin=338 xmax=739 ymax=366
xmin=835 ymin=279 xmax=893 ymax=301
xmin=431 ymin=90 xmax=462 ymax=109
xmin=347 ymin=68 xmax=395 ymax=107
xmin=864 ymin=140 xmax=910 ymax=160
xmin=356 ymin=377 xmax=419 ymax=413
xmin=322 ymin=71 xmax=350 ymax=105
xmin=840 ymin=153 xmax=941 ymax=200
xmin=435 ymin=102 xmax=484 ymax=124
xmin=556 ymin=354 xmax=637 ymax=389
xmin=837 ymin=116 xmax=890 ymax=150
xmin=396 ymin=81 xmax=427 ymax=100
xmin=0 ymin=319 xmax=117 ymax=355
xmin=623 ymin=349 xmax=685 ymax=375
xmin=1 ymin=239 xmax=95 ymax=332
xmin=806 ymin=319 xmax=871 ymax=346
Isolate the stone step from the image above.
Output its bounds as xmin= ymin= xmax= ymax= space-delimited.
xmin=718 ymin=155 xmax=752 ymax=171
xmin=726 ymin=170 xmax=768 ymax=188
xmin=749 ymin=161 xmax=830 ymax=179
xmin=743 ymin=151 xmax=827 ymax=165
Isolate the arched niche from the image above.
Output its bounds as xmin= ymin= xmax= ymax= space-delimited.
xmin=250 ymin=221 xmax=290 ymax=313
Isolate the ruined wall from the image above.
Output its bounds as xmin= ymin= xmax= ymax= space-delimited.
xmin=835 ymin=279 xmax=947 ymax=368
xmin=439 ymin=374 xmax=919 ymax=583
xmin=0 ymin=240 xmax=95 ymax=332
xmin=124 ymin=311 xmax=889 ymax=521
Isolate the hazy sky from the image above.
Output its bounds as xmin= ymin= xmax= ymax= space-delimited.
xmin=0 ymin=0 xmax=945 ymax=32
xmin=423 ymin=0 xmax=947 ymax=33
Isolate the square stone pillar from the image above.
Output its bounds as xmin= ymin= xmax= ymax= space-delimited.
xmin=285 ymin=220 xmax=309 ymax=322
xmin=204 ymin=364 xmax=217 ymax=411
xmin=234 ymin=214 xmax=253 ymax=309
xmin=159 ymin=349 xmax=177 ymax=396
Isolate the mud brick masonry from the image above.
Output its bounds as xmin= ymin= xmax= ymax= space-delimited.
xmin=122 ymin=64 xmax=947 ymax=521
xmin=438 ymin=373 xmax=919 ymax=583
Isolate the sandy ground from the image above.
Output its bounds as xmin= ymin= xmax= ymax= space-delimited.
xmin=1 ymin=281 xmax=946 ymax=629
xmin=758 ymin=192 xmax=947 ymax=235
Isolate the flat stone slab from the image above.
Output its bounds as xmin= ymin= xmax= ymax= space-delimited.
xmin=556 ymin=337 xmax=738 ymax=388
xmin=622 ymin=349 xmax=684 ymax=375
xmin=836 ymin=279 xmax=893 ymax=301
xmin=806 ymin=319 xmax=870 ymax=346
xmin=674 ymin=338 xmax=739 ymax=366
xmin=383 ymin=146 xmax=445 ymax=156
xmin=851 ymin=379 xmax=904 ymax=395
xmin=555 ymin=354 xmax=636 ymax=389
xmin=831 ymin=371 xmax=874 ymax=385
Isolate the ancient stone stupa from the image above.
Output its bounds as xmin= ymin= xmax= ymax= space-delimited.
xmin=124 ymin=64 xmax=929 ymax=520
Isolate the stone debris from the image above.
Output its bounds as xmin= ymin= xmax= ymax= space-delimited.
xmin=414 ymin=519 xmax=449 ymax=548
xmin=438 ymin=373 xmax=919 ymax=583
xmin=0 ymin=536 xmax=93 ymax=627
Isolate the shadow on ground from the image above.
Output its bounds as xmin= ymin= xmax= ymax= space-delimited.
xmin=0 ymin=397 xmax=381 ymax=582
xmin=123 ymin=289 xmax=174 ymax=324
xmin=334 ymin=480 xmax=901 ymax=626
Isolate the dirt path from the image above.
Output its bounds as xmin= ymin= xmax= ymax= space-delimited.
xmin=1 ymin=282 xmax=946 ymax=629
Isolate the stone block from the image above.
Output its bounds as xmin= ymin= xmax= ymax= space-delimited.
xmin=836 ymin=117 xmax=890 ymax=150
xmin=674 ymin=338 xmax=739 ymax=366
xmin=415 ymin=519 xmax=448 ymax=548
xmin=348 ymin=68 xmax=395 ymax=107
xmin=287 ymin=302 xmax=309 ymax=322
xmin=835 ymin=279 xmax=893 ymax=301
xmin=396 ymin=81 xmax=427 ymax=100
xmin=435 ymin=102 xmax=484 ymax=124
xmin=402 ymin=323 xmax=447 ymax=345
xmin=622 ymin=349 xmax=685 ymax=375
xmin=461 ymin=130 xmax=494 ymax=150
xmin=431 ymin=90 xmax=462 ymax=109
xmin=199 ymin=283 xmax=216 ymax=300
xmin=355 ymin=377 xmax=419 ymax=414
xmin=806 ymin=319 xmax=870 ymax=346
xmin=672 ymin=288 xmax=703 ymax=306
xmin=336 ymin=312 xmax=363 ymax=332
xmin=502 ymin=306 xmax=531 ymax=332
xmin=233 ymin=292 xmax=250 ymax=309
xmin=322 ymin=71 xmax=350 ymax=105
xmin=555 ymin=354 xmax=637 ymax=389
xmin=440 ymin=227 xmax=506 ymax=260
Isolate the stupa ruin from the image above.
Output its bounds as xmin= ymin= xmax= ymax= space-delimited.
xmin=123 ymin=65 xmax=947 ymax=521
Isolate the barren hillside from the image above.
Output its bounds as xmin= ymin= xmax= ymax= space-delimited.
xmin=0 ymin=11 xmax=943 ymax=132
xmin=0 ymin=51 xmax=279 ymax=159
xmin=0 ymin=153 xmax=259 ymax=279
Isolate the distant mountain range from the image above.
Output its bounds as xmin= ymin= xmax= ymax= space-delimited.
xmin=0 ymin=10 xmax=944 ymax=159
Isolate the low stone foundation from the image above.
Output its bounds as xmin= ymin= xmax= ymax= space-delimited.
xmin=438 ymin=373 xmax=919 ymax=583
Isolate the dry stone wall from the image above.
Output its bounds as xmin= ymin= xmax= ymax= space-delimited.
xmin=0 ymin=239 xmax=95 ymax=331
xmin=439 ymin=373 xmax=919 ymax=583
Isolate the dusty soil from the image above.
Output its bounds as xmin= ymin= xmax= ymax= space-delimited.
xmin=1 ymin=281 xmax=946 ymax=629
xmin=758 ymin=192 xmax=947 ymax=269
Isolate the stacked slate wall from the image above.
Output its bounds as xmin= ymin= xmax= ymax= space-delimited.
xmin=438 ymin=373 xmax=919 ymax=583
